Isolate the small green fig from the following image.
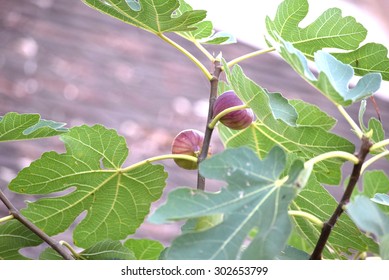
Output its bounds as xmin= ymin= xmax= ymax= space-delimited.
xmin=171 ymin=129 xmax=210 ymax=170
xmin=213 ymin=90 xmax=254 ymax=130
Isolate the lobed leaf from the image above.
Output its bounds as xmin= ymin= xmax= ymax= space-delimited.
xmin=266 ymin=0 xmax=389 ymax=81
xmin=9 ymin=125 xmax=167 ymax=248
xmin=273 ymin=39 xmax=381 ymax=106
xmin=219 ymin=60 xmax=354 ymax=185
xmin=151 ymin=147 xmax=304 ymax=259
xmin=266 ymin=0 xmax=367 ymax=58
xmin=81 ymin=0 xmax=206 ymax=35
xmin=0 ymin=112 xmax=67 ymax=142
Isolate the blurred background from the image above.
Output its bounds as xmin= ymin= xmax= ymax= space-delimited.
xmin=0 ymin=0 xmax=388 ymax=256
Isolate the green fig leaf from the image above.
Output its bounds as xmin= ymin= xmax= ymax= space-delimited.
xmin=273 ymin=39 xmax=381 ymax=106
xmin=266 ymin=0 xmax=389 ymax=81
xmin=124 ymin=239 xmax=164 ymax=260
xmin=333 ymin=43 xmax=389 ymax=81
xmin=0 ymin=220 xmax=41 ymax=260
xmin=266 ymin=0 xmax=367 ymax=58
xmin=9 ymin=125 xmax=167 ymax=248
xmin=81 ymin=0 xmax=206 ymax=34
xmin=150 ymin=147 xmax=304 ymax=259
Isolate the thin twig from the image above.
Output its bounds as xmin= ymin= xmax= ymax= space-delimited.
xmin=309 ymin=136 xmax=372 ymax=260
xmin=197 ymin=60 xmax=222 ymax=191
xmin=0 ymin=189 xmax=74 ymax=260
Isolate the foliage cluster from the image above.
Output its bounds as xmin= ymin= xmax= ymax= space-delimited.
xmin=1 ymin=0 xmax=389 ymax=260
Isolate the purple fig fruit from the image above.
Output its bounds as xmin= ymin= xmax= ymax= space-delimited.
xmin=171 ymin=129 xmax=210 ymax=170
xmin=213 ymin=90 xmax=254 ymax=130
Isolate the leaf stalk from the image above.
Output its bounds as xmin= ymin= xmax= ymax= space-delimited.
xmin=60 ymin=240 xmax=80 ymax=259
xmin=361 ymin=150 xmax=389 ymax=173
xmin=288 ymin=210 xmax=323 ymax=228
xmin=122 ymin=154 xmax=198 ymax=172
xmin=337 ymin=105 xmax=364 ymax=139
xmin=227 ymin=47 xmax=275 ymax=68
xmin=370 ymin=139 xmax=389 ymax=152
xmin=0 ymin=214 xmax=14 ymax=223
xmin=193 ymin=40 xmax=215 ymax=62
xmin=158 ymin=33 xmax=213 ymax=80
xmin=304 ymin=151 xmax=359 ymax=168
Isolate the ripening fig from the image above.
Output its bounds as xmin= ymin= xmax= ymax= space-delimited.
xmin=171 ymin=129 xmax=210 ymax=170
xmin=213 ymin=90 xmax=254 ymax=130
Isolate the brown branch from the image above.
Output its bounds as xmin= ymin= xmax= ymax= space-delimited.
xmin=309 ymin=136 xmax=372 ymax=260
xmin=197 ymin=60 xmax=222 ymax=191
xmin=0 ymin=189 xmax=74 ymax=260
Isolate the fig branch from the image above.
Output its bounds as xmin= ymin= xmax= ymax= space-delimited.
xmin=0 ymin=188 xmax=74 ymax=260
xmin=309 ymin=136 xmax=372 ymax=260
xmin=337 ymin=105 xmax=364 ymax=139
xmin=197 ymin=60 xmax=223 ymax=191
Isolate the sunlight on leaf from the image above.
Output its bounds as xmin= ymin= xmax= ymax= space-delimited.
xmin=266 ymin=0 xmax=366 ymax=57
xmin=81 ymin=0 xmax=206 ymax=34
xmin=267 ymin=0 xmax=389 ymax=81
xmin=333 ymin=43 xmax=389 ymax=81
